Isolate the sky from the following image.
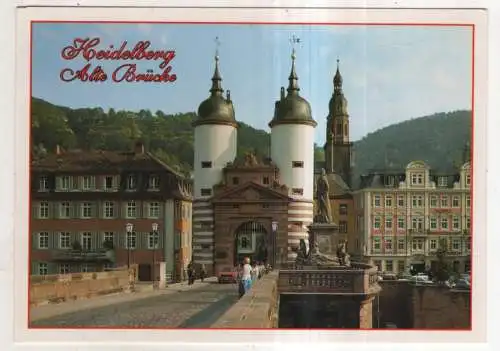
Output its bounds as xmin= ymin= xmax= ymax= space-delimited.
xmin=32 ymin=23 xmax=472 ymax=144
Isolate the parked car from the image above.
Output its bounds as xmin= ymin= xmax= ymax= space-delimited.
xmin=217 ymin=266 xmax=238 ymax=284
xmin=381 ymin=272 xmax=398 ymax=281
xmin=409 ymin=273 xmax=434 ymax=285
xmin=452 ymin=279 xmax=471 ymax=290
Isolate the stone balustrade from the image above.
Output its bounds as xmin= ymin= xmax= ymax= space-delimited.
xmin=29 ymin=265 xmax=138 ymax=306
xmin=210 ymin=271 xmax=279 ymax=328
xmin=278 ymin=262 xmax=380 ymax=296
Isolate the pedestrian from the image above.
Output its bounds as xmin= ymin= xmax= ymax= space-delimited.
xmin=240 ymin=257 xmax=253 ymax=296
xmin=200 ymin=264 xmax=206 ymax=282
xmin=187 ymin=262 xmax=195 ymax=285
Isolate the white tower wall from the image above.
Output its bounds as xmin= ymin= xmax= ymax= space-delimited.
xmin=192 ymin=123 xmax=237 ymax=267
xmin=271 ymin=124 xmax=315 ymax=262
xmin=270 ymin=124 xmax=315 ymax=200
xmin=193 ymin=124 xmax=237 ymax=198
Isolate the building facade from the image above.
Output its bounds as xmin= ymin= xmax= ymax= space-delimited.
xmin=353 ymin=160 xmax=471 ymax=274
xmin=192 ymin=48 xmax=316 ymax=276
xmin=30 ymin=142 xmax=193 ymax=282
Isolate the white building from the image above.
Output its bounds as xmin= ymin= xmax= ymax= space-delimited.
xmin=353 ymin=160 xmax=471 ymax=274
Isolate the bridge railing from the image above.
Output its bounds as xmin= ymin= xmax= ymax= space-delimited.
xmin=210 ymin=271 xmax=279 ymax=328
xmin=278 ymin=262 xmax=380 ymax=295
xmin=29 ymin=265 xmax=138 ymax=306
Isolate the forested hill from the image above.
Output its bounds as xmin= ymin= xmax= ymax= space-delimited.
xmin=349 ymin=110 xmax=471 ymax=181
xmin=31 ymin=97 xmax=471 ymax=181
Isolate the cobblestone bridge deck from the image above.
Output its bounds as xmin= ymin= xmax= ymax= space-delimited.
xmin=30 ymin=278 xmax=239 ymax=328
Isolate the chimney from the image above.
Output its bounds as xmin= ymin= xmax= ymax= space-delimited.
xmin=134 ymin=141 xmax=145 ymax=154
xmin=55 ymin=145 xmax=61 ymax=155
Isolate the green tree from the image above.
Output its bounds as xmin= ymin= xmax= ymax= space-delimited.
xmin=433 ymin=238 xmax=452 ymax=283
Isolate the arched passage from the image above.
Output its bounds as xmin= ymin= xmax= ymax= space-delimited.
xmin=234 ymin=221 xmax=268 ymax=265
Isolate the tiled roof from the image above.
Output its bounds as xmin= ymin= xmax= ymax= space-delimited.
xmin=31 ymin=149 xmax=185 ymax=178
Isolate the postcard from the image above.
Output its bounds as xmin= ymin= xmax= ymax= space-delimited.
xmin=12 ymin=5 xmax=487 ymax=346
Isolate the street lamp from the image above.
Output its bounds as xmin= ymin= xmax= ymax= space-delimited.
xmin=152 ymin=222 xmax=159 ymax=289
xmin=271 ymin=221 xmax=278 ymax=268
xmin=126 ymin=223 xmax=133 ymax=269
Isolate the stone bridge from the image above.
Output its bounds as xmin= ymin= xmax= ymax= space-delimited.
xmin=29 ymin=267 xmax=470 ymax=329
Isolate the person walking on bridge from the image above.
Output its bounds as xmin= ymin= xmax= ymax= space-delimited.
xmin=240 ymin=257 xmax=253 ymax=296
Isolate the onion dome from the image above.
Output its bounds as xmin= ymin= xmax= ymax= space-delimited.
xmin=269 ymin=50 xmax=317 ymax=128
xmin=328 ymin=59 xmax=349 ymax=116
xmin=193 ymin=53 xmax=236 ymax=127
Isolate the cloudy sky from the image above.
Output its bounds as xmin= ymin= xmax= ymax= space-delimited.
xmin=32 ymin=23 xmax=472 ymax=144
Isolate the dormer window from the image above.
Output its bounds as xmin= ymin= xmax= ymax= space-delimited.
xmin=127 ymin=175 xmax=137 ymax=190
xmin=263 ymin=176 xmax=270 ymax=185
xmin=465 ymin=174 xmax=471 ymax=186
xmin=438 ymin=176 xmax=448 ymax=187
xmin=59 ymin=176 xmax=70 ymax=190
xmin=82 ymin=176 xmax=95 ymax=190
xmin=384 ymin=176 xmax=394 ymax=187
xmin=411 ymin=173 xmax=423 ymax=185
xmin=39 ymin=176 xmax=49 ymax=191
xmin=149 ymin=175 xmax=160 ymax=190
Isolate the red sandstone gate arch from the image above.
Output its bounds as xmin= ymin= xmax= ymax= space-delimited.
xmin=234 ymin=221 xmax=268 ymax=265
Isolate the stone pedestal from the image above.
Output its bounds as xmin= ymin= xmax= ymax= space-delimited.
xmin=308 ymin=222 xmax=342 ymax=255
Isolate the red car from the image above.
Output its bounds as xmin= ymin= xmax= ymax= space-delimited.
xmin=217 ymin=266 xmax=238 ymax=283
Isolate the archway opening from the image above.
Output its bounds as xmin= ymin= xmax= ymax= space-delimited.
xmin=234 ymin=221 xmax=268 ymax=266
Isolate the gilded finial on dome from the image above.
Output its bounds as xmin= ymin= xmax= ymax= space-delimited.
xmin=210 ymin=36 xmax=223 ymax=95
xmin=215 ymin=36 xmax=220 ymax=60
xmin=287 ymin=35 xmax=301 ymax=94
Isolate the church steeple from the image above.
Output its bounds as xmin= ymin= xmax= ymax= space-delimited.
xmin=324 ymin=57 xmax=353 ymax=188
xmin=333 ymin=58 xmax=343 ymax=93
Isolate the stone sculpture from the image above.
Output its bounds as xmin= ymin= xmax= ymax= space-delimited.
xmin=315 ymin=168 xmax=333 ymax=223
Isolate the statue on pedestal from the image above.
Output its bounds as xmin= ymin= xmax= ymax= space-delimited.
xmin=336 ymin=240 xmax=351 ymax=266
xmin=295 ymin=238 xmax=351 ymax=267
xmin=315 ymin=168 xmax=333 ymax=223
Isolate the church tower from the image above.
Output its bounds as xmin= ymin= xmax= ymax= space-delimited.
xmin=192 ymin=44 xmax=237 ymax=268
xmin=324 ymin=59 xmax=353 ymax=187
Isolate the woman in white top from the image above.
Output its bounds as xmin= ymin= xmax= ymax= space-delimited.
xmin=240 ymin=257 xmax=253 ymax=295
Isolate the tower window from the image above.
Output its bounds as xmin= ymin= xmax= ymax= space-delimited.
xmin=263 ymin=176 xmax=270 ymax=185
xmin=200 ymin=188 xmax=212 ymax=196
xmin=336 ymin=122 xmax=342 ymax=135
xmin=232 ymin=177 xmax=239 ymax=185
xmin=201 ymin=161 xmax=212 ymax=168
xmin=292 ymin=161 xmax=304 ymax=168
xmin=291 ymin=188 xmax=303 ymax=196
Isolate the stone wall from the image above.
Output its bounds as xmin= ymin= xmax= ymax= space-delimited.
xmin=29 ymin=265 xmax=137 ymax=307
xmin=375 ymin=281 xmax=471 ymax=329
xmin=210 ymin=272 xmax=279 ymax=328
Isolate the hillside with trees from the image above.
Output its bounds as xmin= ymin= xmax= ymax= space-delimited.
xmin=31 ymin=97 xmax=471 ymax=185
